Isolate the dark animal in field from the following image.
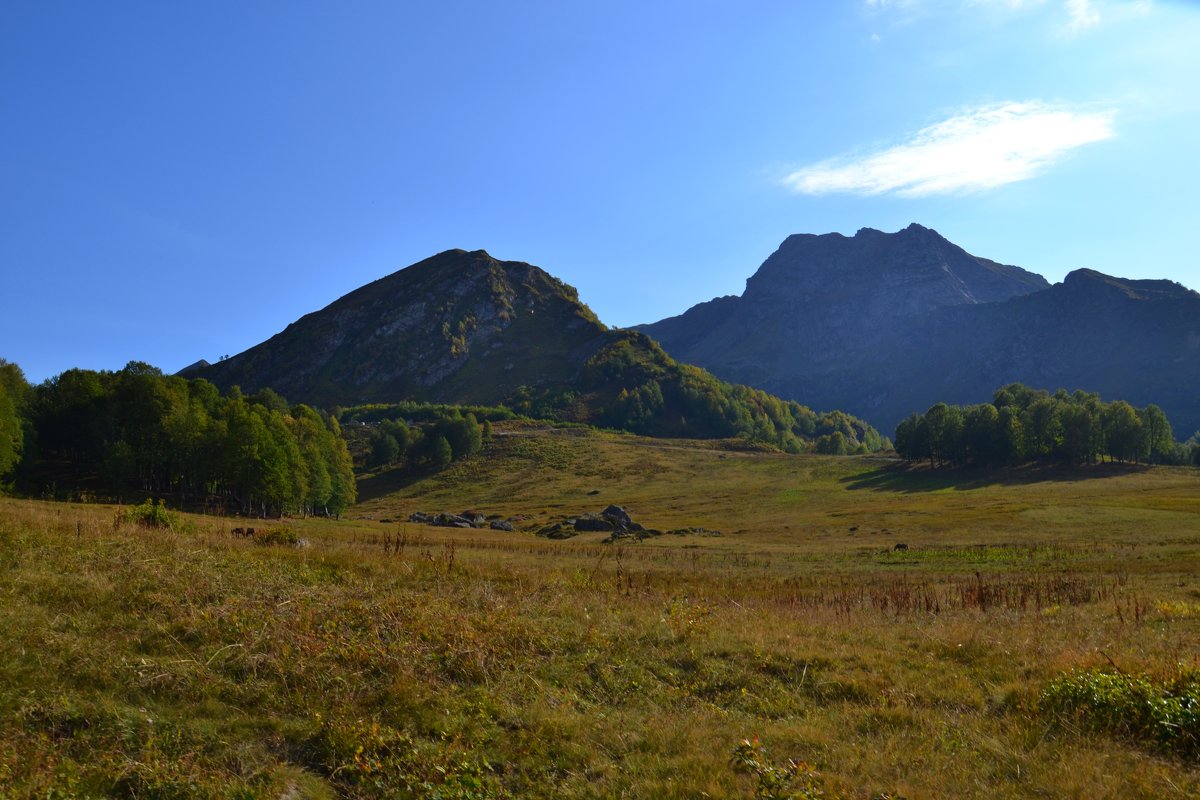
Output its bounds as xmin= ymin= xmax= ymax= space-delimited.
xmin=893 ymin=543 xmax=909 ymax=551
xmin=232 ymin=527 xmax=256 ymax=538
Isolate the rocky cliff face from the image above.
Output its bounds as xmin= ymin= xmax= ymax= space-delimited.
xmin=189 ymin=249 xmax=609 ymax=408
xmin=637 ymin=225 xmax=1200 ymax=437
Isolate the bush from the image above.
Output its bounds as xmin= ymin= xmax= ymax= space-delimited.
xmin=1040 ymin=667 xmax=1200 ymax=757
xmin=118 ymin=498 xmax=180 ymax=530
xmin=253 ymin=527 xmax=300 ymax=547
xmin=730 ymin=738 xmax=824 ymax=799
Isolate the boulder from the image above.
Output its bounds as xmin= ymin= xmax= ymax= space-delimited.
xmin=461 ymin=511 xmax=487 ymax=526
xmin=574 ymin=514 xmax=615 ymax=532
xmin=601 ymin=505 xmax=633 ymax=527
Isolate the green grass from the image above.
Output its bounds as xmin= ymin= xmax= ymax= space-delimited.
xmin=2 ymin=422 xmax=1200 ymax=798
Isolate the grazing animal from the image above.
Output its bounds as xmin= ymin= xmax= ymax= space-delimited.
xmin=893 ymin=543 xmax=909 ymax=551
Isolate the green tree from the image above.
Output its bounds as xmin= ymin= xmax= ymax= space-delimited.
xmin=1104 ymin=401 xmax=1145 ymax=463
xmin=430 ymin=435 xmax=453 ymax=470
xmin=962 ymin=403 xmax=1000 ymax=465
xmin=1139 ymin=404 xmax=1173 ymax=463
xmin=370 ymin=431 xmax=401 ymax=466
xmin=923 ymin=403 xmax=963 ymax=466
xmin=1060 ymin=404 xmax=1099 ymax=464
xmin=323 ymin=414 xmax=357 ymax=517
xmin=1022 ymin=398 xmax=1062 ymax=459
xmin=0 ymin=360 xmax=28 ymax=480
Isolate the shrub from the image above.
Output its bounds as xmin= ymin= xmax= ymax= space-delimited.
xmin=118 ymin=498 xmax=180 ymax=530
xmin=730 ymin=738 xmax=824 ymax=799
xmin=253 ymin=527 xmax=300 ymax=547
xmin=1040 ymin=667 xmax=1200 ymax=757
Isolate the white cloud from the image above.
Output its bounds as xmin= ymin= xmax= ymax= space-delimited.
xmin=867 ymin=0 xmax=1127 ymax=33
xmin=782 ymin=102 xmax=1115 ymax=198
xmin=1065 ymin=0 xmax=1101 ymax=32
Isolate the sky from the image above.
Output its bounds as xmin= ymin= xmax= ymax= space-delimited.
xmin=3 ymin=0 xmax=1199 ymax=384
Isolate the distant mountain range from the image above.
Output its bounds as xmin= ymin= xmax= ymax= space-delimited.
xmin=636 ymin=223 xmax=1200 ymax=437
xmin=184 ymin=226 xmax=1199 ymax=441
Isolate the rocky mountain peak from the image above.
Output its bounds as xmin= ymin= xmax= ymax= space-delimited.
xmin=741 ymin=224 xmax=1048 ymax=311
xmin=190 ymin=249 xmax=605 ymax=407
xmin=635 ymin=226 xmax=1200 ymax=437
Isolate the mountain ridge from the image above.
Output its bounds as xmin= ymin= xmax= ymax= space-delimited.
xmin=186 ymin=249 xmax=885 ymax=452
xmin=636 ymin=225 xmax=1200 ymax=437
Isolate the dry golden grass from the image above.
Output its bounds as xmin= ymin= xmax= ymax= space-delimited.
xmin=2 ymin=423 xmax=1198 ymax=798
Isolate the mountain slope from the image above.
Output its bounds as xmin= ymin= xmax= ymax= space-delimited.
xmin=190 ymin=249 xmax=607 ymax=408
xmin=637 ymin=225 xmax=1200 ymax=436
xmin=187 ymin=249 xmax=883 ymax=451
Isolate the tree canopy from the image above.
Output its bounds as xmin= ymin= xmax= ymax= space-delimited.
xmin=895 ymin=383 xmax=1181 ymax=467
xmin=29 ymin=362 xmax=355 ymax=516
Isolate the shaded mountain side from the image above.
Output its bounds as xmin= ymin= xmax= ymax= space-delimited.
xmin=186 ymin=249 xmax=883 ymax=451
xmin=640 ymin=224 xmax=1048 ymax=385
xmin=638 ymin=225 xmax=1200 ymax=437
xmin=188 ymin=249 xmax=608 ymax=408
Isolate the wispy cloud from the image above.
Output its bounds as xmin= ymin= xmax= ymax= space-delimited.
xmin=1065 ymin=0 xmax=1100 ymax=32
xmin=782 ymin=102 xmax=1115 ymax=198
xmin=867 ymin=0 xmax=1124 ymax=33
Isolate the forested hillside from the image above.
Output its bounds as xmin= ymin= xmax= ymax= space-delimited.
xmin=26 ymin=362 xmax=355 ymax=516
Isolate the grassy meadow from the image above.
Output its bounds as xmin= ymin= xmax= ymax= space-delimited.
xmin=3 ymin=422 xmax=1199 ymax=798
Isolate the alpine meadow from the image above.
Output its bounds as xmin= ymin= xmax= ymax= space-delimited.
xmin=4 ymin=3 xmax=1200 ymax=799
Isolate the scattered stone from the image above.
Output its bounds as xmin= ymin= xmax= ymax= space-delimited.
xmin=587 ymin=489 xmax=600 ymax=495
xmin=409 ymin=511 xmax=487 ymax=529
xmin=668 ymin=527 xmax=722 ymax=537
xmin=532 ymin=504 xmax=723 ymax=544
xmin=409 ymin=510 xmax=520 ymax=532
xmin=602 ymin=526 xmax=721 ymax=544
xmin=536 ymin=522 xmax=576 ymax=540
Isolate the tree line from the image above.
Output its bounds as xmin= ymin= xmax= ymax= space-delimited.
xmin=1 ymin=360 xmax=355 ymax=517
xmin=895 ymin=383 xmax=1198 ymax=467
xmin=360 ymin=409 xmax=488 ymax=471
xmin=0 ymin=360 xmax=30 ymax=484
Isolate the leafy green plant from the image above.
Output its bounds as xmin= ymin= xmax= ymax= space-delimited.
xmin=306 ymin=715 xmax=505 ymax=799
xmin=1040 ymin=667 xmax=1200 ymax=757
xmin=252 ymin=526 xmax=300 ymax=546
xmin=118 ymin=498 xmax=180 ymax=530
xmin=731 ymin=738 xmax=824 ymax=799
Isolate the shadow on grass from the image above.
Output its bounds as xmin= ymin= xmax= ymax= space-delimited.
xmin=355 ymin=466 xmax=436 ymax=503
xmin=842 ymin=460 xmax=1151 ymax=493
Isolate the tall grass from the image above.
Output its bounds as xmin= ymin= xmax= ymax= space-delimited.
xmin=2 ymin=427 xmax=1199 ymax=797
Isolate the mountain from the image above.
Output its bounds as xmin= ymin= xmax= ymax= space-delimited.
xmin=637 ymin=224 xmax=1200 ymax=437
xmin=188 ymin=249 xmax=608 ymax=408
xmin=185 ymin=249 xmax=884 ymax=451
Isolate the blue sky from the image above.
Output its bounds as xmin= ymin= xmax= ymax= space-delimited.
xmin=3 ymin=1 xmax=1199 ymax=383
